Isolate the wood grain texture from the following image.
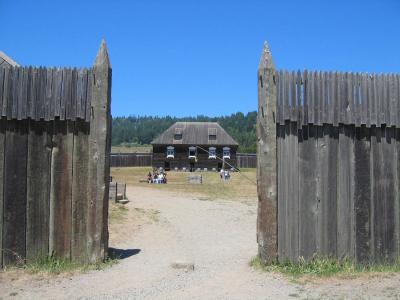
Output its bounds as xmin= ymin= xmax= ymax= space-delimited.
xmin=3 ymin=120 xmax=28 ymax=265
xmin=26 ymin=121 xmax=52 ymax=262
xmin=87 ymin=42 xmax=112 ymax=263
xmin=354 ymin=126 xmax=372 ymax=264
xmin=71 ymin=121 xmax=90 ymax=262
xmin=49 ymin=121 xmax=74 ymax=259
xmin=317 ymin=125 xmax=338 ymax=257
xmin=337 ymin=125 xmax=355 ymax=260
xmin=0 ymin=119 xmax=5 ymax=268
xmin=257 ymin=44 xmax=278 ymax=262
xmin=298 ymin=125 xmax=318 ymax=260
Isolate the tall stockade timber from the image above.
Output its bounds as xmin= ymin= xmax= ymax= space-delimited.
xmin=257 ymin=42 xmax=400 ymax=264
xmin=0 ymin=41 xmax=112 ymax=268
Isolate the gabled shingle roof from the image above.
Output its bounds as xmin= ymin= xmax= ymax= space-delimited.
xmin=0 ymin=51 xmax=19 ymax=68
xmin=151 ymin=122 xmax=238 ymax=146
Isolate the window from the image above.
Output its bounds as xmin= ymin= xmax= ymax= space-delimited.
xmin=166 ymin=146 xmax=175 ymax=159
xmin=208 ymin=147 xmax=216 ymax=159
xmin=223 ymin=147 xmax=231 ymax=159
xmin=208 ymin=128 xmax=217 ymax=142
xmin=188 ymin=146 xmax=197 ymax=158
xmin=174 ymin=134 xmax=182 ymax=140
xmin=174 ymin=128 xmax=183 ymax=141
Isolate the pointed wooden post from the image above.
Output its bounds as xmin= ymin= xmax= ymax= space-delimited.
xmin=257 ymin=42 xmax=278 ymax=263
xmin=87 ymin=40 xmax=112 ymax=262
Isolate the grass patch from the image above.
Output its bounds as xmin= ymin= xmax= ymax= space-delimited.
xmin=112 ymin=144 xmax=152 ymax=153
xmin=109 ymin=202 xmax=129 ymax=224
xmin=111 ymin=167 xmax=257 ymax=202
xmin=134 ymin=207 xmax=160 ymax=222
xmin=19 ymin=255 xmax=117 ymax=275
xmin=250 ymin=255 xmax=400 ymax=278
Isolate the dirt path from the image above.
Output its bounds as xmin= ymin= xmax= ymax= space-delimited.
xmin=1 ymin=186 xmax=400 ymax=299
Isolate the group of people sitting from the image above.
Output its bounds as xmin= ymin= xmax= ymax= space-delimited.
xmin=147 ymin=169 xmax=167 ymax=184
xmin=219 ymin=169 xmax=231 ymax=181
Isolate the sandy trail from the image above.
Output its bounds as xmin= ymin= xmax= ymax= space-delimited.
xmin=1 ymin=186 xmax=400 ymax=299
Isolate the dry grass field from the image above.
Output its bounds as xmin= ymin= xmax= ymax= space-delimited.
xmin=111 ymin=145 xmax=152 ymax=153
xmin=110 ymin=167 xmax=257 ymax=202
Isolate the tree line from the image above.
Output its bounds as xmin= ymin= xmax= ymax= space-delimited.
xmin=112 ymin=111 xmax=257 ymax=153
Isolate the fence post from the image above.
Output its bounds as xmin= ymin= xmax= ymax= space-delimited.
xmin=257 ymin=42 xmax=278 ymax=263
xmin=87 ymin=40 xmax=112 ymax=262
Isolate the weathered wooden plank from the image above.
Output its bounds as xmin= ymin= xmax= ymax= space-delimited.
xmin=26 ymin=121 xmax=52 ymax=262
xmin=366 ymin=75 xmax=372 ymax=127
xmin=360 ymin=73 xmax=368 ymax=126
xmin=0 ymin=67 xmax=4 ymax=116
xmin=49 ymin=121 xmax=74 ymax=259
xmin=87 ymin=41 xmax=112 ymax=263
xmin=303 ymin=70 xmax=309 ymax=125
xmin=290 ymin=71 xmax=297 ymax=122
xmin=389 ymin=74 xmax=397 ymax=127
xmin=71 ymin=121 xmax=90 ymax=262
xmin=371 ymin=74 xmax=378 ymax=126
xmin=321 ymin=72 xmax=327 ymax=124
xmin=10 ymin=67 xmax=19 ymax=119
xmin=76 ymin=69 xmax=82 ymax=120
xmin=299 ymin=125 xmax=318 ymax=260
xmin=376 ymin=74 xmax=386 ymax=127
xmin=348 ymin=72 xmax=355 ymax=125
xmin=39 ymin=67 xmax=47 ymax=120
xmin=314 ymin=71 xmax=320 ymax=125
xmin=337 ymin=125 xmax=355 ymax=260
xmin=2 ymin=67 xmax=10 ymax=117
xmin=85 ymin=69 xmax=93 ymax=122
xmin=28 ymin=68 xmax=37 ymax=119
xmin=309 ymin=71 xmax=315 ymax=124
xmin=3 ymin=120 xmax=28 ymax=265
xmin=69 ymin=68 xmax=77 ymax=121
xmin=288 ymin=121 xmax=299 ymax=261
xmin=341 ymin=72 xmax=348 ymax=124
xmin=328 ymin=72 xmax=335 ymax=125
xmin=317 ymin=125 xmax=338 ymax=257
xmin=60 ymin=69 xmax=69 ymax=120
xmin=394 ymin=75 xmax=400 ymax=128
xmin=354 ymin=126 xmax=372 ymax=264
xmin=81 ymin=69 xmax=88 ymax=120
xmin=284 ymin=71 xmax=290 ymax=121
xmin=277 ymin=124 xmax=287 ymax=260
xmin=333 ymin=72 xmax=339 ymax=126
xmin=0 ymin=119 xmax=5 ymax=268
xmin=21 ymin=68 xmax=29 ymax=120
xmin=52 ymin=68 xmax=63 ymax=119
xmin=382 ymin=127 xmax=397 ymax=261
xmin=384 ymin=75 xmax=390 ymax=126
xmin=45 ymin=68 xmax=53 ymax=121
xmin=296 ymin=70 xmax=302 ymax=126
xmin=395 ymin=128 xmax=400 ymax=259
xmin=397 ymin=75 xmax=400 ymax=127
xmin=371 ymin=126 xmax=384 ymax=262
xmin=278 ymin=70 xmax=284 ymax=124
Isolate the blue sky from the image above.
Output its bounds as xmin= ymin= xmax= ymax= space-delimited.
xmin=1 ymin=0 xmax=399 ymax=117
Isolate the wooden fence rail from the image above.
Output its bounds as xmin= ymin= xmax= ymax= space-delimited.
xmin=257 ymin=42 xmax=400 ymax=265
xmin=0 ymin=41 xmax=111 ymax=268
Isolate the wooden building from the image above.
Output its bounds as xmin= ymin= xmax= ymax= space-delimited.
xmin=151 ymin=122 xmax=238 ymax=171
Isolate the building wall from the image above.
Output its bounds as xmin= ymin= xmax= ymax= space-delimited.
xmin=152 ymin=145 xmax=237 ymax=171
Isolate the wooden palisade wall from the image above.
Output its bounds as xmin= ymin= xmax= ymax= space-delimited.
xmin=0 ymin=40 xmax=111 ymax=268
xmin=257 ymin=42 xmax=400 ymax=264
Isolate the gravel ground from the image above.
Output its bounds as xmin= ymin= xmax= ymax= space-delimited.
xmin=1 ymin=186 xmax=400 ymax=299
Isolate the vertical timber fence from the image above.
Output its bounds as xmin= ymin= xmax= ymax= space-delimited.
xmin=0 ymin=41 xmax=112 ymax=268
xmin=257 ymin=43 xmax=400 ymax=264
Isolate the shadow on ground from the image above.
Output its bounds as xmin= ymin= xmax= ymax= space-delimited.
xmin=108 ymin=248 xmax=141 ymax=260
